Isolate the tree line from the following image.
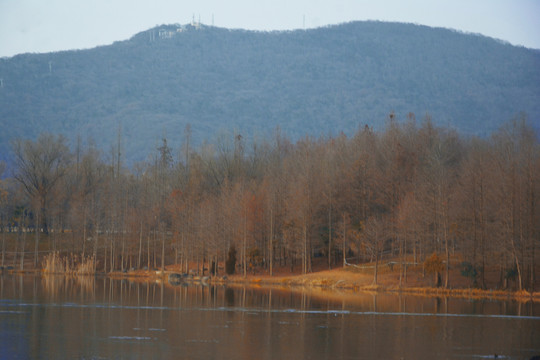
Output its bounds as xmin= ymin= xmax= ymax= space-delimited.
xmin=0 ymin=115 xmax=538 ymax=291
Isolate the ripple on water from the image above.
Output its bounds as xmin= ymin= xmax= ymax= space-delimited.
xmin=108 ymin=336 xmax=153 ymax=341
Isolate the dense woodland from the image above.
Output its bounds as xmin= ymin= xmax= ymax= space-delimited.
xmin=1 ymin=21 xmax=539 ymax=164
xmin=0 ymin=115 xmax=538 ymax=291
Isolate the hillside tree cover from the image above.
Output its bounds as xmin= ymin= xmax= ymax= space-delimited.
xmin=0 ymin=21 xmax=539 ymax=165
xmin=1 ymin=115 xmax=538 ymax=291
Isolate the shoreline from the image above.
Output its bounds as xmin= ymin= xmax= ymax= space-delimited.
xmin=4 ymin=267 xmax=539 ymax=302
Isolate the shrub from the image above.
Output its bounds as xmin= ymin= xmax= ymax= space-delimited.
xmin=248 ymin=247 xmax=263 ymax=267
xmin=424 ymin=252 xmax=444 ymax=287
xmin=505 ymin=266 xmax=518 ymax=281
xmin=460 ymin=261 xmax=478 ymax=286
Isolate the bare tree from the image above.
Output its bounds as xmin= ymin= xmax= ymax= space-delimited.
xmin=11 ymin=133 xmax=71 ymax=267
xmin=0 ymin=162 xmax=8 ymax=267
xmin=492 ymin=117 xmax=539 ymax=291
xmin=363 ymin=215 xmax=386 ymax=285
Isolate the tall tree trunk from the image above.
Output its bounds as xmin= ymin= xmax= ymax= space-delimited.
xmin=511 ymin=240 xmax=523 ymax=292
xmin=19 ymin=233 xmax=26 ymax=271
xmin=1 ymin=216 xmax=5 ymax=267
xmin=82 ymin=210 xmax=87 ymax=258
xmin=161 ymin=225 xmax=165 ymax=271
xmin=510 ymin=164 xmax=523 ymax=291
xmin=302 ymin=222 xmax=307 ymax=274
xmin=121 ymin=231 xmax=126 ymax=272
xmin=138 ymin=222 xmax=143 ymax=269
xmin=373 ymin=246 xmax=379 ymax=285
xmin=528 ymin=163 xmax=536 ymax=292
xmin=19 ymin=214 xmax=27 ymax=270
xmin=480 ymin=180 xmax=486 ymax=289
xmin=328 ymin=206 xmax=332 ymax=270
xmin=444 ymin=228 xmax=450 ymax=289
xmin=443 ymin=198 xmax=450 ymax=289
xmin=153 ymin=229 xmax=157 ymax=269
xmin=404 ymin=237 xmax=408 ymax=283
xmin=110 ymin=233 xmax=115 ymax=272
xmin=269 ymin=207 xmax=274 ymax=276
xmin=147 ymin=234 xmax=151 ymax=269
xmin=243 ymin=208 xmax=247 ymax=278
xmin=342 ymin=216 xmax=346 ymax=268
xmin=104 ymin=235 xmax=108 ymax=274
xmin=93 ymin=223 xmax=99 ymax=270
xmin=33 ymin=212 xmax=39 ymax=268
xmin=399 ymin=236 xmax=403 ymax=288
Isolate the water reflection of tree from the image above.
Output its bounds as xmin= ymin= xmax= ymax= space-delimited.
xmin=225 ymin=287 xmax=235 ymax=306
xmin=42 ymin=275 xmax=96 ymax=300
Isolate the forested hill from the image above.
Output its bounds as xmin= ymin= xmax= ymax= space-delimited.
xmin=1 ymin=21 xmax=539 ymax=164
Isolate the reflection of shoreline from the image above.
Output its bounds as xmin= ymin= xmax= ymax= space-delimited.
xmin=3 ymin=274 xmax=537 ymax=318
xmin=221 ymin=277 xmax=540 ymax=303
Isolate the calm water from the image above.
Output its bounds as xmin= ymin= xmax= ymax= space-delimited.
xmin=0 ymin=275 xmax=539 ymax=360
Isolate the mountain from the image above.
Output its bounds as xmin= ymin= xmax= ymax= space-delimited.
xmin=1 ymin=21 xmax=539 ymax=165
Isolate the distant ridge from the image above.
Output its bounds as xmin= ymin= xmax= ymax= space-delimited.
xmin=1 ymin=21 xmax=539 ymax=164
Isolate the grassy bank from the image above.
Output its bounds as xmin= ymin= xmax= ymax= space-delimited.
xmin=216 ymin=269 xmax=539 ymax=302
xmin=103 ymin=261 xmax=540 ymax=303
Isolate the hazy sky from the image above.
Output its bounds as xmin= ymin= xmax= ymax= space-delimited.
xmin=1 ymin=0 xmax=539 ymax=57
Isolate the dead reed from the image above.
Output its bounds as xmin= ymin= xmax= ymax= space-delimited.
xmin=42 ymin=252 xmax=65 ymax=274
xmin=42 ymin=252 xmax=96 ymax=275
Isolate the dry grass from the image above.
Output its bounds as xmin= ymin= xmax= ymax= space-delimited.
xmin=42 ymin=252 xmax=65 ymax=274
xmin=75 ymin=255 xmax=96 ymax=275
xmin=214 ymin=266 xmax=539 ymax=302
xmin=42 ymin=252 xmax=96 ymax=275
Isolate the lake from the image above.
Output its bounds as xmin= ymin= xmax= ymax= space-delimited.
xmin=0 ymin=274 xmax=539 ymax=359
